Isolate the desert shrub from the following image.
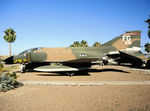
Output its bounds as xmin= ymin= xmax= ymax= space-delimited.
xmin=0 ymin=72 xmax=23 ymax=92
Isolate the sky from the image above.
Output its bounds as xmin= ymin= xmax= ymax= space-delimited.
xmin=0 ymin=0 xmax=150 ymax=55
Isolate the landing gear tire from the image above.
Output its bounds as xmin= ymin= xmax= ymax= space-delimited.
xmin=103 ymin=61 xmax=108 ymax=65
xmin=67 ymin=72 xmax=74 ymax=77
xmin=21 ymin=70 xmax=25 ymax=73
xmin=100 ymin=63 xmax=104 ymax=66
xmin=20 ymin=64 xmax=26 ymax=73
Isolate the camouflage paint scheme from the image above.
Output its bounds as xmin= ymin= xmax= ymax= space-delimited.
xmin=4 ymin=30 xmax=145 ymax=74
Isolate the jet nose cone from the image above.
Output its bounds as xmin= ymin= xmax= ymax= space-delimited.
xmin=4 ymin=56 xmax=14 ymax=64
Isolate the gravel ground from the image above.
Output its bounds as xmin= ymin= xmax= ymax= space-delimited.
xmin=1 ymin=65 xmax=150 ymax=111
xmin=0 ymin=85 xmax=150 ymax=111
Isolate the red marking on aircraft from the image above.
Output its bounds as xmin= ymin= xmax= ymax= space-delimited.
xmin=123 ymin=33 xmax=141 ymax=36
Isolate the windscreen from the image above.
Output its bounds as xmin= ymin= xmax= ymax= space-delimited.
xmin=19 ymin=47 xmax=43 ymax=55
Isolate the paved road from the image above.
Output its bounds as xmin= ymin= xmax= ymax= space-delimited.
xmin=20 ymin=81 xmax=150 ymax=86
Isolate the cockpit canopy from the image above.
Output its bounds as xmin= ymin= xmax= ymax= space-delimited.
xmin=19 ymin=47 xmax=43 ymax=55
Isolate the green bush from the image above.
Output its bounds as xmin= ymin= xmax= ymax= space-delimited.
xmin=0 ymin=72 xmax=23 ymax=92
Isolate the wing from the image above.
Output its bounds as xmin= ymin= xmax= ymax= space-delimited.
xmin=44 ymin=57 xmax=100 ymax=63
xmin=34 ymin=57 xmax=100 ymax=72
xmin=63 ymin=57 xmax=100 ymax=63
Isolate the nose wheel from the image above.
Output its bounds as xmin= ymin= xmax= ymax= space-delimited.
xmin=19 ymin=64 xmax=26 ymax=73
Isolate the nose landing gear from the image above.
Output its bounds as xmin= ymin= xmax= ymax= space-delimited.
xmin=19 ymin=64 xmax=26 ymax=73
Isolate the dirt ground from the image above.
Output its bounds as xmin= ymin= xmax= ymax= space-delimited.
xmin=0 ymin=85 xmax=150 ymax=111
xmin=1 ymin=65 xmax=150 ymax=111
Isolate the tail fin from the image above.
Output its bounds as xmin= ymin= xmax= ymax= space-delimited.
xmin=102 ymin=30 xmax=141 ymax=50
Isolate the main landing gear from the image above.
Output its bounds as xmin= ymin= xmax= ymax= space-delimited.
xmin=66 ymin=72 xmax=75 ymax=77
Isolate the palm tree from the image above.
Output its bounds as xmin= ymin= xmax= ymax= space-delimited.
xmin=80 ymin=40 xmax=88 ymax=47
xmin=70 ymin=40 xmax=88 ymax=47
xmin=145 ymin=17 xmax=150 ymax=39
xmin=93 ymin=41 xmax=101 ymax=47
xmin=70 ymin=41 xmax=81 ymax=47
xmin=74 ymin=41 xmax=80 ymax=47
xmin=3 ymin=28 xmax=16 ymax=56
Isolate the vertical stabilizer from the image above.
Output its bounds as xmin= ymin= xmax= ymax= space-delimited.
xmin=102 ymin=30 xmax=141 ymax=50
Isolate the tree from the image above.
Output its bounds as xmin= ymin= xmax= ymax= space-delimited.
xmin=145 ymin=43 xmax=150 ymax=56
xmin=145 ymin=17 xmax=150 ymax=38
xmin=70 ymin=41 xmax=80 ymax=47
xmin=93 ymin=41 xmax=101 ymax=47
xmin=70 ymin=40 xmax=88 ymax=47
xmin=3 ymin=28 xmax=16 ymax=56
xmin=80 ymin=40 xmax=88 ymax=47
xmin=148 ymin=29 xmax=150 ymax=39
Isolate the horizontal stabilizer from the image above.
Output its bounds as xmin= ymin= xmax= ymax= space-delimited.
xmin=117 ymin=51 xmax=143 ymax=65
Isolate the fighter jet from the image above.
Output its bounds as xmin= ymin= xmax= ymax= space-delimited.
xmin=4 ymin=30 xmax=145 ymax=76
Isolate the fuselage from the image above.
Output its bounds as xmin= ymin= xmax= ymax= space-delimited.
xmin=12 ymin=46 xmax=117 ymax=64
